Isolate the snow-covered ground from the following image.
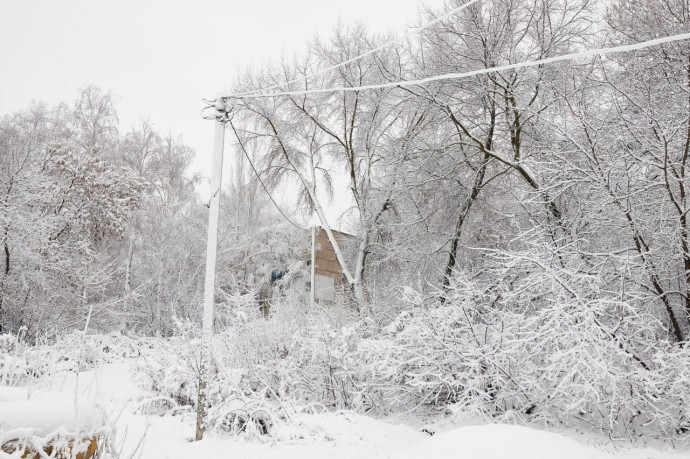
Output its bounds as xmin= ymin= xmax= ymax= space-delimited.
xmin=7 ymin=360 xmax=685 ymax=459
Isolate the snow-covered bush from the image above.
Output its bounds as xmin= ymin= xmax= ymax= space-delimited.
xmin=1 ymin=331 xmax=144 ymax=387
xmin=363 ymin=247 xmax=690 ymax=439
xmin=214 ymin=294 xmax=366 ymax=409
xmin=132 ymin=319 xmax=291 ymax=438
xmin=0 ymin=332 xmax=39 ymax=386
xmin=133 ymin=337 xmax=199 ymax=416
xmin=127 ymin=246 xmax=690 ymax=440
xmin=279 ymin=323 xmax=376 ymax=410
xmin=134 ymin=340 xmax=290 ymax=439
xmin=132 ymin=296 xmax=375 ymax=437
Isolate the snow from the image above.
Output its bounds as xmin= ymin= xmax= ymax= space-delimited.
xmin=391 ymin=424 xmax=687 ymax=459
xmin=111 ymin=410 xmax=425 ymax=459
xmin=8 ymin=362 xmax=426 ymax=458
xmin=2 ymin=356 xmax=688 ymax=459
xmin=393 ymin=424 xmax=607 ymax=459
xmin=0 ymin=385 xmax=104 ymax=437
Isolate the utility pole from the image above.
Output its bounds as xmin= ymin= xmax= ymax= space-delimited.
xmin=195 ymin=99 xmax=227 ymax=441
xmin=311 ymin=225 xmax=317 ymax=308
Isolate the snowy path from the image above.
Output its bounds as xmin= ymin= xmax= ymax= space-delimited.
xmin=26 ymin=362 xmax=689 ymax=459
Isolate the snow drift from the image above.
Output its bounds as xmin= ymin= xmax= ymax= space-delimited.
xmin=393 ymin=424 xmax=609 ymax=459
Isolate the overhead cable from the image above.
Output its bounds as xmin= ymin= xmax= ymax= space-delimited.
xmin=229 ymin=0 xmax=483 ymax=98
xmin=226 ymin=118 xmax=305 ymax=230
xmin=223 ymin=32 xmax=690 ymax=100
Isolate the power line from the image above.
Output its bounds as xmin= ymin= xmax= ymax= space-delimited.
xmin=223 ymin=31 xmax=690 ymax=100
xmin=226 ymin=118 xmax=305 ymax=230
xmin=229 ymin=0 xmax=483 ymax=99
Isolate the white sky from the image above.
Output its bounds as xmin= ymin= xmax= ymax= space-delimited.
xmin=0 ymin=0 xmax=438 ymax=227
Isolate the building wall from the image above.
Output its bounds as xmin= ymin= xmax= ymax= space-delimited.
xmin=314 ymin=227 xmax=356 ymax=286
xmin=308 ymin=227 xmax=359 ymax=302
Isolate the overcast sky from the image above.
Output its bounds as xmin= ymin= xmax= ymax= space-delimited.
xmin=0 ymin=1 xmax=436 ymax=186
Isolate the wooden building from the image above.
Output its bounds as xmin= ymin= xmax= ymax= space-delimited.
xmin=311 ymin=227 xmax=357 ymax=302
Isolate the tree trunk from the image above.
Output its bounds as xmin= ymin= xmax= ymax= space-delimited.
xmin=3 ymin=240 xmax=8 ymax=276
xmin=124 ymin=230 xmax=134 ymax=311
xmin=0 ymin=234 xmax=8 ymax=333
xmin=441 ymin=154 xmax=489 ymax=302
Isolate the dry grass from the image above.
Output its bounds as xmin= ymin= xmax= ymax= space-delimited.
xmin=1 ymin=435 xmax=99 ymax=459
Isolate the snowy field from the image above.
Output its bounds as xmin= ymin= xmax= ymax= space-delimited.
xmin=3 ymin=352 xmax=687 ymax=459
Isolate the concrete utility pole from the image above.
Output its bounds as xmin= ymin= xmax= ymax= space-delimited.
xmin=195 ymin=99 xmax=227 ymax=442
